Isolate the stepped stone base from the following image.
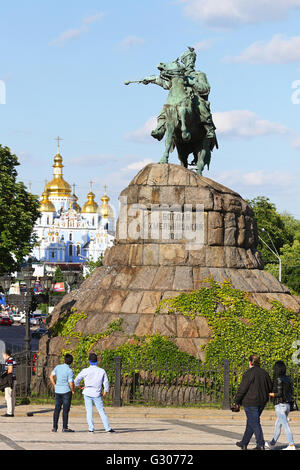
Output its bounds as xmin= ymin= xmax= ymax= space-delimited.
xmin=41 ymin=164 xmax=300 ymax=360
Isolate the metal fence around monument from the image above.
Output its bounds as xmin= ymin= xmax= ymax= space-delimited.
xmin=1 ymin=354 xmax=299 ymax=408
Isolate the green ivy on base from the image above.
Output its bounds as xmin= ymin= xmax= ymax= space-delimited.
xmin=156 ymin=278 xmax=300 ymax=366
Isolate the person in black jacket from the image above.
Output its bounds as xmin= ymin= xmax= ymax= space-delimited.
xmin=265 ymin=361 xmax=295 ymax=450
xmin=234 ymin=354 xmax=272 ymax=450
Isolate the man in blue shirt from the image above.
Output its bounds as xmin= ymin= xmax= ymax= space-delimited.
xmin=74 ymin=353 xmax=115 ymax=433
xmin=50 ymin=354 xmax=75 ymax=432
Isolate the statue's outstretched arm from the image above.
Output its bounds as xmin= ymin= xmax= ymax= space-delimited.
xmin=124 ymin=75 xmax=170 ymax=90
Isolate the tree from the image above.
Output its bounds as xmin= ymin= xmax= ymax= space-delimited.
xmin=247 ymin=196 xmax=293 ymax=263
xmin=0 ymin=145 xmax=40 ymax=274
xmin=53 ymin=266 xmax=65 ymax=282
xmin=280 ymin=211 xmax=300 ymax=242
xmin=84 ymin=255 xmax=103 ymax=278
xmin=265 ymin=240 xmax=300 ymax=295
xmin=248 ymin=197 xmax=300 ymax=294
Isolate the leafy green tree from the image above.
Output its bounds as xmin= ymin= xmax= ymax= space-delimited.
xmin=0 ymin=145 xmax=40 ymax=274
xmin=265 ymin=240 xmax=300 ymax=295
xmin=247 ymin=197 xmax=300 ymax=294
xmin=280 ymin=240 xmax=300 ymax=294
xmin=280 ymin=212 xmax=300 ymax=242
xmin=84 ymin=255 xmax=103 ymax=278
xmin=247 ymin=196 xmax=292 ymax=262
xmin=53 ymin=266 xmax=65 ymax=282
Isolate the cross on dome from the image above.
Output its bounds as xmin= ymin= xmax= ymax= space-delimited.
xmin=54 ymin=136 xmax=63 ymax=153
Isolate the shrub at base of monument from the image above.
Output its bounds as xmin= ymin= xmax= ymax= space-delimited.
xmin=157 ymin=278 xmax=300 ymax=366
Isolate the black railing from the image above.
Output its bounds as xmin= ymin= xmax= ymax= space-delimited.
xmin=5 ymin=354 xmax=299 ymax=408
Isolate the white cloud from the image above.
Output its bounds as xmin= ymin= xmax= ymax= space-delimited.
xmin=122 ymin=158 xmax=154 ymax=172
xmin=213 ymin=110 xmax=288 ymax=138
xmin=83 ymin=12 xmax=106 ymax=25
xmin=51 ymin=27 xmax=87 ymax=46
xmin=125 ymin=116 xmax=157 ymax=143
xmin=223 ymin=34 xmax=300 ymax=64
xmin=193 ymin=39 xmax=216 ymax=51
xmin=291 ymin=135 xmax=300 ymax=149
xmin=216 ymin=169 xmax=295 ymax=188
xmin=120 ymin=35 xmax=145 ymax=50
xmin=179 ymin=0 xmax=300 ymax=29
xmin=51 ymin=11 xmax=105 ymax=46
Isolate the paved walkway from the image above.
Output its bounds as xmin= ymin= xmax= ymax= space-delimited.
xmin=0 ymin=404 xmax=299 ymax=451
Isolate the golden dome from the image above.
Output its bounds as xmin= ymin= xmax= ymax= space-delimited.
xmin=82 ymin=191 xmax=98 ymax=213
xmin=39 ymin=191 xmax=56 ymax=212
xmin=99 ymin=192 xmax=114 ymax=218
xmin=44 ymin=151 xmax=72 ymax=197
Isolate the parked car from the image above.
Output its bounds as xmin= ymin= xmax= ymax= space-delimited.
xmin=31 ymin=327 xmax=48 ymax=339
xmin=0 ymin=317 xmax=13 ymax=326
xmin=12 ymin=313 xmax=25 ymax=323
xmin=30 ymin=313 xmax=42 ymax=326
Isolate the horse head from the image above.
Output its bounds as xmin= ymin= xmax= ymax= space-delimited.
xmin=157 ymin=59 xmax=185 ymax=80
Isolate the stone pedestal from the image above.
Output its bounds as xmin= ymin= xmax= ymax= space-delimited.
xmin=42 ymin=164 xmax=300 ymax=360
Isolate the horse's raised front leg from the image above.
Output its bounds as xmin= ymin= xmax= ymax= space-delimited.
xmin=178 ymin=106 xmax=191 ymax=142
xmin=160 ymin=122 xmax=174 ymax=164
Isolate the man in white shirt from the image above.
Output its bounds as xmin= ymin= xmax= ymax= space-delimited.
xmin=74 ymin=353 xmax=115 ymax=433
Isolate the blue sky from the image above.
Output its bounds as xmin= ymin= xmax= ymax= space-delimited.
xmin=1 ymin=0 xmax=300 ymax=218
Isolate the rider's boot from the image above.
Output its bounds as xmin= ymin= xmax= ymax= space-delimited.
xmin=204 ymin=124 xmax=216 ymax=140
xmin=151 ymin=124 xmax=166 ymax=141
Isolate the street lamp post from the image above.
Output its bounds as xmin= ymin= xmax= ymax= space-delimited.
xmin=258 ymin=228 xmax=282 ymax=282
xmin=22 ymin=265 xmax=35 ymax=358
xmin=65 ymin=271 xmax=77 ymax=292
xmin=21 ymin=264 xmax=36 ymax=396
xmin=41 ymin=274 xmax=53 ymax=315
xmin=0 ymin=274 xmax=12 ymax=298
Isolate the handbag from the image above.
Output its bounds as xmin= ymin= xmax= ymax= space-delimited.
xmin=231 ymin=403 xmax=240 ymax=412
xmin=289 ymin=399 xmax=298 ymax=412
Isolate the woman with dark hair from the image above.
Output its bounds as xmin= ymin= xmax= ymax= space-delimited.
xmin=266 ymin=361 xmax=295 ymax=450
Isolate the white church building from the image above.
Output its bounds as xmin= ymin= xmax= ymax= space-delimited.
xmin=32 ymin=140 xmax=115 ymax=267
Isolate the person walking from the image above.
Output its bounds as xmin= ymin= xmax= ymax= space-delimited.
xmin=1 ymin=349 xmax=17 ymax=417
xmin=74 ymin=353 xmax=115 ymax=433
xmin=234 ymin=354 xmax=272 ymax=450
xmin=50 ymin=353 xmax=75 ymax=432
xmin=265 ymin=361 xmax=296 ymax=450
